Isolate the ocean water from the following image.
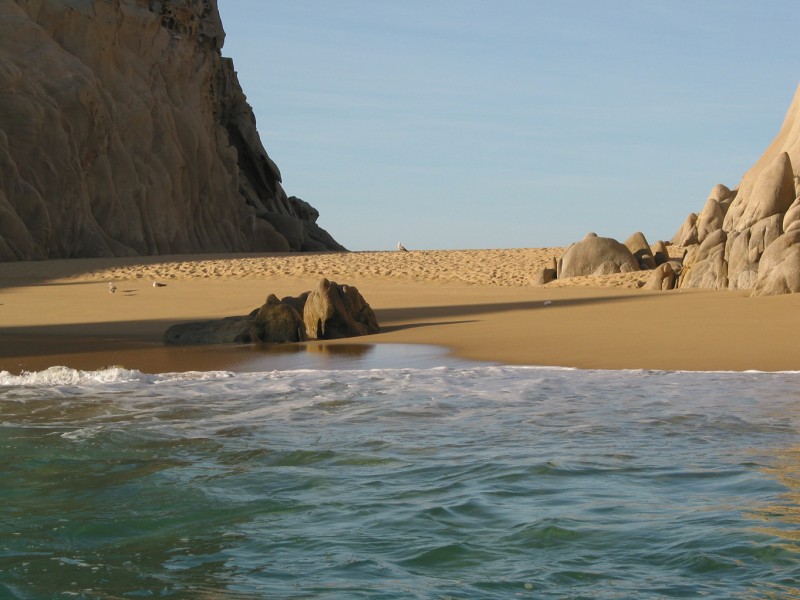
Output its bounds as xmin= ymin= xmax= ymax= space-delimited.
xmin=1 ymin=347 xmax=800 ymax=599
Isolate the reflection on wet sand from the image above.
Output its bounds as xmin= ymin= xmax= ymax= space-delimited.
xmin=236 ymin=341 xmax=472 ymax=371
xmin=305 ymin=342 xmax=375 ymax=358
xmin=233 ymin=341 xmax=377 ymax=371
xmin=0 ymin=337 xmax=470 ymax=374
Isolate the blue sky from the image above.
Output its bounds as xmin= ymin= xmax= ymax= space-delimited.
xmin=218 ymin=1 xmax=797 ymax=251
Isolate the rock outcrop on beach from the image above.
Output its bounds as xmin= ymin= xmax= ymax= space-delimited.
xmin=250 ymin=294 xmax=308 ymax=344
xmin=304 ymin=278 xmax=381 ymax=340
xmin=557 ymin=233 xmax=641 ymax=279
xmin=0 ymin=0 xmax=343 ymax=261
xmin=672 ymin=85 xmax=800 ymax=295
xmin=163 ymin=279 xmax=379 ymax=345
xmin=538 ymin=229 xmax=680 ymax=290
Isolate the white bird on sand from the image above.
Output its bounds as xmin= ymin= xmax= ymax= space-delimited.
xmin=152 ymin=280 xmax=167 ymax=288
xmin=108 ymin=282 xmax=116 ymax=294
xmin=397 ymin=242 xmax=408 ymax=252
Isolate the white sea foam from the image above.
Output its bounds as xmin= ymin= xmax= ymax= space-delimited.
xmin=0 ymin=365 xmax=148 ymax=387
xmin=2 ymin=361 xmax=799 ymax=391
xmin=2 ymin=366 xmax=800 ymax=440
xmin=1 ymin=363 xmax=799 ymax=394
xmin=0 ymin=366 xmax=245 ymax=387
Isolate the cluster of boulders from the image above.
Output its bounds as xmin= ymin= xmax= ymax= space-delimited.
xmin=665 ymin=84 xmax=800 ymax=296
xmin=671 ymin=154 xmax=800 ymax=296
xmin=542 ymin=85 xmax=800 ymax=297
xmin=164 ymin=279 xmax=379 ymax=345
xmin=534 ymin=231 xmax=681 ymax=291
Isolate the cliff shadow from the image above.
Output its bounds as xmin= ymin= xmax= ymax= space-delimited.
xmin=374 ymin=294 xmax=645 ymax=326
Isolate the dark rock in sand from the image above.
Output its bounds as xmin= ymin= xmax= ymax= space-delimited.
xmin=164 ymin=280 xmax=379 ymax=345
xmin=164 ymin=316 xmax=255 ymax=345
xmin=304 ymin=278 xmax=380 ymax=339
xmin=248 ymin=294 xmax=307 ymax=343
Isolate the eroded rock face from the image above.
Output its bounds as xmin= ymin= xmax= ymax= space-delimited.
xmin=753 ymin=230 xmax=800 ymax=296
xmin=724 ymin=152 xmax=796 ymax=232
xmin=678 ymin=229 xmax=728 ymax=290
xmin=725 ymin=214 xmax=783 ymax=290
xmin=696 ymin=198 xmax=726 ymax=244
xmin=782 ymin=197 xmax=800 ymax=232
xmin=672 ymin=212 xmax=699 ymax=247
xmin=0 ymin=0 xmax=344 ymax=260
xmin=672 ymin=85 xmax=800 ymax=295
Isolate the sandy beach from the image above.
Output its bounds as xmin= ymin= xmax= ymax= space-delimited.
xmin=1 ymin=248 xmax=799 ymax=374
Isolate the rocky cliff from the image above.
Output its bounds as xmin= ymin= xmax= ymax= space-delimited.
xmin=0 ymin=0 xmax=343 ymax=261
xmin=538 ymin=85 xmax=800 ymax=296
xmin=672 ymin=85 xmax=800 ymax=295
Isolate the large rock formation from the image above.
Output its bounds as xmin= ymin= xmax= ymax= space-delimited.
xmin=557 ymin=233 xmax=640 ymax=279
xmin=673 ymin=85 xmax=800 ymax=295
xmin=0 ymin=0 xmax=343 ymax=261
xmin=533 ymin=89 xmax=800 ymax=295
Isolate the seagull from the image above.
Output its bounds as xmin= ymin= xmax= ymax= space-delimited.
xmin=397 ymin=242 xmax=408 ymax=252
xmin=152 ymin=280 xmax=167 ymax=287
xmin=108 ymin=282 xmax=116 ymax=294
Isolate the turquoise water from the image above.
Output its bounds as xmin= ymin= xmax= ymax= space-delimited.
xmin=1 ymin=352 xmax=800 ymax=598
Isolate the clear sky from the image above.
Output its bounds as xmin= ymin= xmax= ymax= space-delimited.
xmin=217 ymin=1 xmax=798 ymax=251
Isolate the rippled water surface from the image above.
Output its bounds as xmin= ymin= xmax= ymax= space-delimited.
xmin=1 ymin=357 xmax=800 ymax=598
